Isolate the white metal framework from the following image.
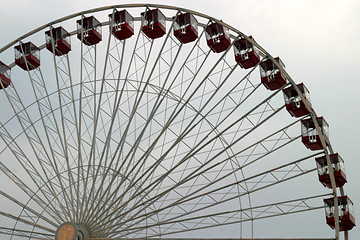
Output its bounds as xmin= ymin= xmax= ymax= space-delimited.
xmin=0 ymin=4 xmax=348 ymax=240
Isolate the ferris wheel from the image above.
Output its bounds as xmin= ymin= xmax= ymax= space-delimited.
xmin=0 ymin=4 xmax=355 ymax=240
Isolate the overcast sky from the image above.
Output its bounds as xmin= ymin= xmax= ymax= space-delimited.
xmin=0 ymin=0 xmax=359 ymax=239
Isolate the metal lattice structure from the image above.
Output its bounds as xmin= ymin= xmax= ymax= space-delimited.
xmin=0 ymin=4 xmax=352 ymax=240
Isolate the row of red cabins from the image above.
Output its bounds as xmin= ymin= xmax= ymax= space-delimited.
xmin=0 ymin=8 xmax=355 ymax=232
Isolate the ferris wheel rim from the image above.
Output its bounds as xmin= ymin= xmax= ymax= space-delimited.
xmin=0 ymin=3 xmax=348 ymax=240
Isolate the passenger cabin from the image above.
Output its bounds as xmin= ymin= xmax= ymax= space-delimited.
xmin=282 ymin=83 xmax=311 ymax=117
xmin=45 ymin=27 xmax=71 ymax=56
xmin=173 ymin=13 xmax=198 ymax=44
xmin=233 ymin=36 xmax=260 ymax=69
xmin=76 ymin=16 xmax=102 ymax=46
xmin=0 ymin=61 xmax=11 ymax=89
xmin=324 ymin=196 xmax=356 ymax=231
xmin=259 ymin=57 xmax=287 ymax=90
xmin=109 ymin=10 xmax=134 ymax=40
xmin=301 ymin=117 xmax=330 ymax=150
xmin=315 ymin=153 xmax=347 ymax=188
xmin=141 ymin=9 xmax=166 ymax=40
xmin=14 ymin=42 xmax=40 ymax=71
xmin=205 ymin=22 xmax=231 ymax=53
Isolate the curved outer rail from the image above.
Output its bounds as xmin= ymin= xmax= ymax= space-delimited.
xmin=0 ymin=3 xmax=347 ymax=240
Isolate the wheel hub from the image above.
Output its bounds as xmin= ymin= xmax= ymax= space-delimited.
xmin=55 ymin=222 xmax=89 ymax=240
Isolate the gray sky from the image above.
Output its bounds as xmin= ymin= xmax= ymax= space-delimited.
xmin=0 ymin=0 xmax=359 ymax=239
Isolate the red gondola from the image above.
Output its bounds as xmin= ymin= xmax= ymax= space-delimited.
xmin=45 ymin=27 xmax=71 ymax=56
xmin=324 ymin=196 xmax=356 ymax=231
xmin=259 ymin=57 xmax=287 ymax=90
xmin=301 ymin=117 xmax=330 ymax=150
xmin=14 ymin=42 xmax=40 ymax=71
xmin=76 ymin=16 xmax=102 ymax=46
xmin=315 ymin=153 xmax=347 ymax=188
xmin=109 ymin=10 xmax=134 ymax=40
xmin=233 ymin=36 xmax=260 ymax=69
xmin=0 ymin=61 xmax=11 ymax=89
xmin=173 ymin=13 xmax=198 ymax=44
xmin=205 ymin=22 xmax=231 ymax=53
xmin=282 ymin=83 xmax=311 ymax=117
xmin=141 ymin=9 xmax=166 ymax=40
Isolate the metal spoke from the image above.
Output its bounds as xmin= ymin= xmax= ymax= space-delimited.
xmin=108 ymin=194 xmax=330 ymax=237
